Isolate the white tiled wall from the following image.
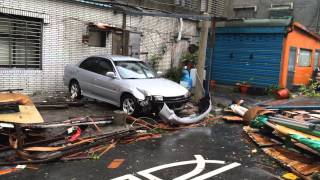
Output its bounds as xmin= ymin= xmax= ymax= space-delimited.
xmin=0 ymin=0 xmax=198 ymax=94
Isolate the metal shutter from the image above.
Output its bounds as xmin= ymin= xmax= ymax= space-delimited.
xmin=211 ymin=27 xmax=286 ymax=87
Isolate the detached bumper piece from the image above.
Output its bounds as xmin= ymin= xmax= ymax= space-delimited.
xmin=159 ymin=95 xmax=212 ymax=125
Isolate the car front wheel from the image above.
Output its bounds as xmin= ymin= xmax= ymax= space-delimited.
xmin=69 ymin=81 xmax=81 ymax=100
xmin=121 ymin=94 xmax=140 ymax=116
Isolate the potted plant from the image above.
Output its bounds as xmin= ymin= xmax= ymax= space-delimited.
xmin=164 ymin=67 xmax=183 ymax=83
xmin=148 ymin=54 xmax=162 ymax=71
xmin=275 ymin=88 xmax=290 ymax=99
xmin=181 ymin=52 xmax=198 ymax=69
xmin=236 ymin=81 xmax=251 ymax=94
xmin=266 ymin=85 xmax=290 ymax=99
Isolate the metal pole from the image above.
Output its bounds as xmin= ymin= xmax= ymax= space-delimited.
xmin=266 ymin=105 xmax=320 ymax=110
xmin=205 ymin=17 xmax=216 ymax=95
xmin=316 ymin=7 xmax=320 ymax=33
xmin=122 ymin=13 xmax=127 ymax=55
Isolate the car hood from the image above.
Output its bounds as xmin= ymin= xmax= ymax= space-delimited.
xmin=124 ymin=78 xmax=188 ymax=97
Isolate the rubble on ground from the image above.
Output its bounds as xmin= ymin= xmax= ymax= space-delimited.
xmin=224 ymin=97 xmax=320 ymax=180
xmin=0 ymin=91 xmax=216 ymax=176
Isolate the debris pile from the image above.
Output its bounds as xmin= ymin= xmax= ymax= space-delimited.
xmin=0 ymin=115 xmax=218 ymax=168
xmin=0 ymin=116 xmax=134 ymax=165
xmin=224 ymin=99 xmax=320 ymax=179
xmin=0 ymin=93 xmax=150 ymax=170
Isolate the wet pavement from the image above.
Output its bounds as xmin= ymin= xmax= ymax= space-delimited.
xmin=3 ymin=122 xmax=284 ymax=180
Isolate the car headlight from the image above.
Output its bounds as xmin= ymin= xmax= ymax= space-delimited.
xmin=153 ymin=95 xmax=164 ymax=101
xmin=184 ymin=92 xmax=191 ymax=98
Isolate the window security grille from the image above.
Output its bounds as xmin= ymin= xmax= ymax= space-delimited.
xmin=0 ymin=13 xmax=42 ymax=69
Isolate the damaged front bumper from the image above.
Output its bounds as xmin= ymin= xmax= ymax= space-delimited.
xmin=139 ymin=95 xmax=190 ymax=113
xmin=158 ymin=95 xmax=212 ymax=125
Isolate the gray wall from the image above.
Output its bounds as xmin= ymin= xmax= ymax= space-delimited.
xmin=225 ymin=0 xmax=320 ymax=32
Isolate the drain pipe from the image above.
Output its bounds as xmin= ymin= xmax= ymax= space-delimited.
xmin=177 ymin=18 xmax=183 ymax=41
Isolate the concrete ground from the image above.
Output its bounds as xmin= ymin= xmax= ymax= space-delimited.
xmin=1 ymin=88 xmax=286 ymax=180
xmin=4 ymin=125 xmax=283 ymax=180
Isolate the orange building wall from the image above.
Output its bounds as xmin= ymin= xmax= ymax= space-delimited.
xmin=280 ymin=26 xmax=320 ymax=88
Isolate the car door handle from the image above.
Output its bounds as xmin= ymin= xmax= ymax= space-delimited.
xmin=94 ymin=77 xmax=102 ymax=81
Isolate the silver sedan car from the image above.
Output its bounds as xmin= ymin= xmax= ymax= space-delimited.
xmin=63 ymin=55 xmax=190 ymax=115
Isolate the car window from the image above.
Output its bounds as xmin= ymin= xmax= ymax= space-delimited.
xmin=97 ymin=58 xmax=114 ymax=75
xmin=115 ymin=61 xmax=156 ymax=79
xmin=79 ymin=57 xmax=98 ymax=72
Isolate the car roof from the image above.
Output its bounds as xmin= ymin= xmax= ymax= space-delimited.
xmin=94 ymin=55 xmax=141 ymax=62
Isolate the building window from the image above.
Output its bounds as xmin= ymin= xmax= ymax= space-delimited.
xmin=233 ymin=6 xmax=257 ymax=19
xmin=288 ymin=47 xmax=296 ymax=72
xmin=270 ymin=3 xmax=293 ymax=9
xmin=269 ymin=3 xmax=293 ymax=19
xmin=314 ymin=50 xmax=320 ymax=70
xmin=88 ymin=27 xmax=107 ymax=47
xmin=298 ymin=49 xmax=312 ymax=67
xmin=0 ymin=13 xmax=42 ymax=69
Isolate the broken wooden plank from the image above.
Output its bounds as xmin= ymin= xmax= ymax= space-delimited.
xmin=272 ymin=131 xmax=320 ymax=156
xmin=222 ymin=116 xmax=243 ymax=122
xmin=243 ymin=126 xmax=282 ymax=147
xmin=0 ymin=105 xmax=44 ymax=124
xmin=262 ymin=146 xmax=320 ymax=179
xmin=292 ymin=115 xmax=307 ymax=122
xmin=293 ymin=111 xmax=310 ymax=115
xmin=308 ymin=114 xmax=320 ymax=119
xmin=309 ymin=110 xmax=320 ymax=114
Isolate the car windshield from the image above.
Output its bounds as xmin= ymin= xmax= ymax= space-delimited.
xmin=115 ymin=61 xmax=157 ymax=79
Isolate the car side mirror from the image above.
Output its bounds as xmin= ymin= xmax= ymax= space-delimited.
xmin=157 ymin=71 xmax=163 ymax=76
xmin=106 ymin=72 xmax=116 ymax=78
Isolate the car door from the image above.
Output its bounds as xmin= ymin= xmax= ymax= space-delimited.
xmin=92 ymin=58 xmax=120 ymax=105
xmin=77 ymin=57 xmax=101 ymax=97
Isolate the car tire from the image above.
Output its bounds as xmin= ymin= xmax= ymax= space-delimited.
xmin=69 ymin=81 xmax=81 ymax=100
xmin=121 ymin=94 xmax=140 ymax=116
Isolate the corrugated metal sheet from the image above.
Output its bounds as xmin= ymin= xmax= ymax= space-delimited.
xmin=211 ymin=27 xmax=286 ymax=87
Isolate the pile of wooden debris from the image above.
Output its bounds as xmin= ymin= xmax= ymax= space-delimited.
xmin=223 ymin=98 xmax=320 ymax=180
xmin=0 ymin=92 xmax=218 ymax=175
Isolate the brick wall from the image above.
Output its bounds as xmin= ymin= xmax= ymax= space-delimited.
xmin=0 ymin=0 xmax=198 ymax=94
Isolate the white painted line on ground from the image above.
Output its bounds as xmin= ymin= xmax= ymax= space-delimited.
xmin=190 ymin=162 xmax=241 ymax=180
xmin=111 ymin=174 xmax=142 ymax=180
xmin=111 ymin=155 xmax=240 ymax=180
xmin=137 ymin=160 xmax=196 ymax=180
xmin=137 ymin=155 xmax=225 ymax=180
xmin=173 ymin=155 xmax=205 ymax=180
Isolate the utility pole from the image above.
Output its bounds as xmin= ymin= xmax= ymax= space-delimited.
xmin=205 ymin=18 xmax=216 ymax=95
xmin=316 ymin=7 xmax=320 ymax=33
xmin=195 ymin=13 xmax=210 ymax=101
xmin=122 ymin=13 xmax=127 ymax=55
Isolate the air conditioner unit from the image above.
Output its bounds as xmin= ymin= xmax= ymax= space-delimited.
xmin=270 ymin=2 xmax=293 ymax=10
xmin=233 ymin=6 xmax=257 ymax=12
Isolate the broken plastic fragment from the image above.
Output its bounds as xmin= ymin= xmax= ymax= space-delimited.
xmin=159 ymin=96 xmax=212 ymax=125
